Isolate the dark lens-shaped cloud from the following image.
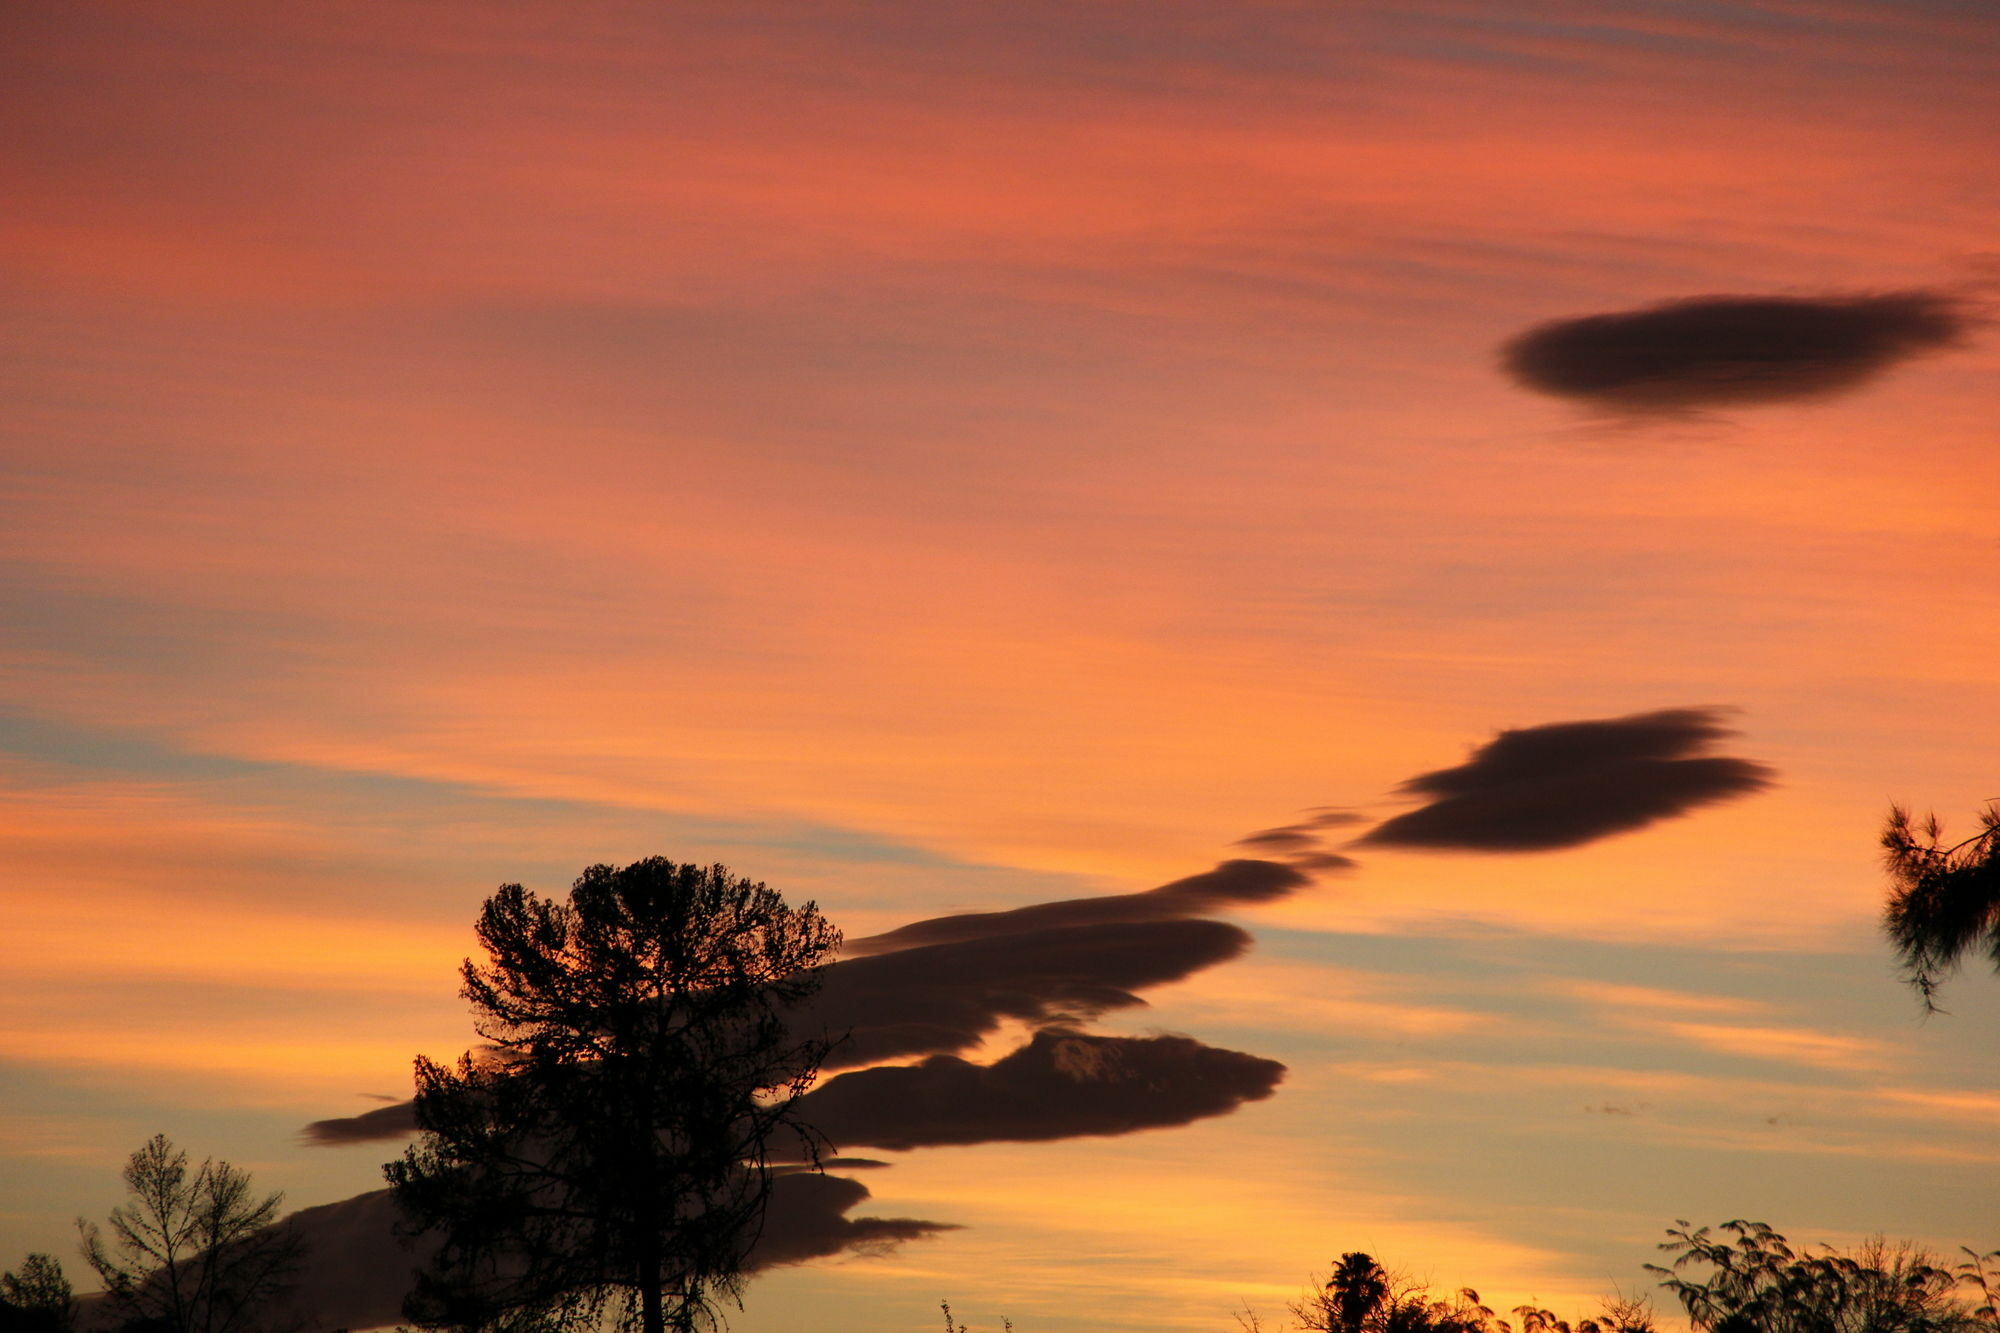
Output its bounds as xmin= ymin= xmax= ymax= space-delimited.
xmin=1501 ymin=291 xmax=1968 ymax=411
xmin=843 ymin=858 xmax=1314 ymax=957
xmin=1356 ymin=706 xmax=1773 ymax=852
xmin=1234 ymin=828 xmax=1319 ymax=852
xmin=753 ymin=1170 xmax=959 ymax=1264
xmin=811 ymin=916 xmax=1253 ymax=1069
xmin=303 ymin=1100 xmax=417 ymax=1145
xmin=793 ymin=1029 xmax=1285 ymax=1152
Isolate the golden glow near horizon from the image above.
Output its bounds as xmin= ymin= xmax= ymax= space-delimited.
xmin=2 ymin=3 xmax=1998 ymax=1331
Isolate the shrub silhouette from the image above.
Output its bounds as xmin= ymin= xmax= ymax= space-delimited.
xmin=1279 ymin=1225 xmax=1999 ymax=1333
xmin=1650 ymin=1220 xmax=1997 ymax=1333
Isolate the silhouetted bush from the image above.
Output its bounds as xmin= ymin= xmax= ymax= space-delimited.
xmin=0 ymin=1254 xmax=75 ymax=1333
xmin=1650 ymin=1221 xmax=1999 ymax=1333
xmin=1288 ymin=1250 xmax=1653 ymax=1333
xmin=1272 ymin=1226 xmax=1998 ymax=1333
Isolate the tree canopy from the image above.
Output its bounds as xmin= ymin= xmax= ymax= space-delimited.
xmin=387 ymin=858 xmax=841 ymax=1333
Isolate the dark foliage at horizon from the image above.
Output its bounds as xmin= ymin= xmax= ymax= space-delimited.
xmin=23 ymin=1148 xmax=2000 ymax=1333
xmin=1275 ymin=1224 xmax=2000 ymax=1333
xmin=1882 ymin=802 xmax=2000 ymax=1010
xmin=1357 ymin=707 xmax=1773 ymax=853
xmin=1285 ymin=1249 xmax=1654 ymax=1333
xmin=1501 ymin=291 xmax=1969 ymax=412
xmin=0 ymin=1254 xmax=74 ymax=1333
xmin=1649 ymin=1220 xmax=2000 ymax=1333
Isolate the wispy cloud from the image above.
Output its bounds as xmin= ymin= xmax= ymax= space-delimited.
xmin=1650 ymin=1020 xmax=1890 ymax=1073
xmin=1551 ymin=978 xmax=1764 ymax=1017
xmin=1554 ymin=976 xmax=1893 ymax=1073
xmin=1152 ymin=959 xmax=1507 ymax=1039
xmin=1869 ymin=1087 xmax=2000 ymax=1124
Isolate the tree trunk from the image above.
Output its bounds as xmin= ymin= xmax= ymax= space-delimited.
xmin=640 ymin=1253 xmax=665 ymax=1333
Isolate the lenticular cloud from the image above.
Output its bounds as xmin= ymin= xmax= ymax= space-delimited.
xmin=295 ymin=706 xmax=1774 ymax=1321
xmin=1356 ymin=706 xmax=1774 ymax=853
xmin=296 ymin=851 xmax=1335 ymax=1316
xmin=1501 ymin=290 xmax=1968 ymax=412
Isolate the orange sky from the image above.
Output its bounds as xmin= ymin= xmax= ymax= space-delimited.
xmin=3 ymin=4 xmax=1998 ymax=1332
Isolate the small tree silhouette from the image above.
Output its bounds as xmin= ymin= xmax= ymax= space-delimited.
xmin=77 ymin=1135 xmax=302 ymax=1333
xmin=1291 ymin=1252 xmax=1508 ymax=1333
xmin=0 ymin=1253 xmax=75 ymax=1333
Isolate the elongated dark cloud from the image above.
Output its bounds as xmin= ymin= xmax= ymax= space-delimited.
xmin=844 ymin=857 xmax=1315 ymax=957
xmin=1357 ymin=707 xmax=1773 ymax=852
xmin=244 ymin=1172 xmax=954 ymax=1333
xmin=811 ymin=915 xmax=1252 ymax=1068
xmin=793 ymin=1029 xmax=1284 ymax=1152
xmin=304 ymin=1099 xmax=417 ymax=1145
xmin=1234 ymin=809 xmax=1367 ymax=865
xmin=1501 ymin=291 xmax=1968 ymax=411
xmin=753 ymin=1170 xmax=958 ymax=1263
xmin=1234 ymin=828 xmax=1318 ymax=853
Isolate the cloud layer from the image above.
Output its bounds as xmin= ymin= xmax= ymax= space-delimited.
xmin=256 ymin=1172 xmax=955 ymax=1333
xmin=842 ymin=858 xmax=1318 ymax=957
xmin=294 ymin=856 xmax=1310 ymax=1326
xmin=1501 ymin=291 xmax=1968 ymax=411
xmin=793 ymin=1028 xmax=1285 ymax=1151
xmin=294 ymin=714 xmax=1774 ymax=1324
xmin=1357 ymin=707 xmax=1774 ymax=852
xmin=307 ymin=897 xmax=1281 ymax=1146
xmin=298 ymin=698 xmax=1783 ymax=1333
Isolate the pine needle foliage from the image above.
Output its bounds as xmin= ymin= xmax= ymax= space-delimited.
xmin=388 ymin=859 xmax=839 ymax=1333
xmin=1882 ymin=803 xmax=2000 ymax=1010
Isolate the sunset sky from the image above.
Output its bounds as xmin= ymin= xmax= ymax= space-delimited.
xmin=3 ymin=3 xmax=1999 ymax=1331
